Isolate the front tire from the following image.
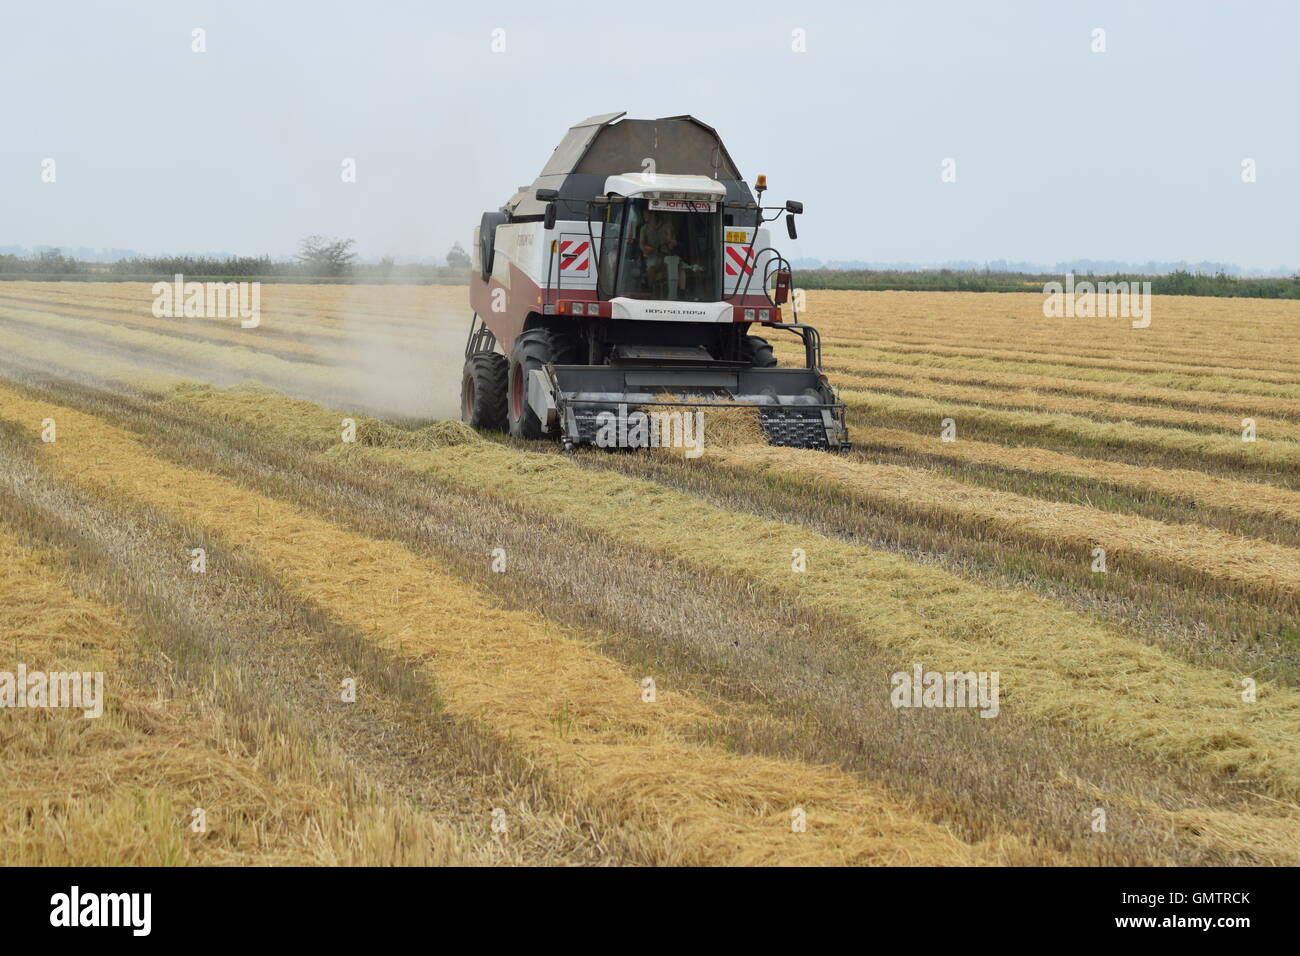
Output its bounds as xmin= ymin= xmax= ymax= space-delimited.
xmin=507 ymin=328 xmax=581 ymax=439
xmin=742 ymin=334 xmax=777 ymax=368
xmin=462 ymin=352 xmax=509 ymax=431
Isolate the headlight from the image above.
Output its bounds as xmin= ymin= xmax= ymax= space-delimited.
xmin=744 ymin=309 xmax=756 ymax=322
xmin=758 ymin=309 xmax=770 ymax=321
xmin=571 ymin=302 xmax=585 ymax=315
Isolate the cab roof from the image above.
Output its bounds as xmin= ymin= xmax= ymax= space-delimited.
xmin=602 ymin=172 xmax=726 ymax=200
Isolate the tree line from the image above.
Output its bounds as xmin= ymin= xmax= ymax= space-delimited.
xmin=795 ymin=268 xmax=1300 ymax=299
xmin=0 ymin=237 xmax=474 ymax=282
xmin=6 ymin=241 xmax=1300 ymax=299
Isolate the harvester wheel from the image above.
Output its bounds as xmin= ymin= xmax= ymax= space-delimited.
xmin=461 ymin=352 xmax=509 ymax=431
xmin=742 ymin=334 xmax=778 ymax=368
xmin=508 ymin=328 xmax=581 ymax=439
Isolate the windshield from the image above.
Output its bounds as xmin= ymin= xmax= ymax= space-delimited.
xmin=599 ymin=198 xmax=721 ymax=302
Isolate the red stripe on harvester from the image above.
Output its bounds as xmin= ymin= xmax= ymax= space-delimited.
xmin=726 ymin=246 xmax=754 ymax=275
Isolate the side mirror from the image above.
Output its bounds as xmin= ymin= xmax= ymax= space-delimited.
xmin=544 ymin=202 xmax=557 ymax=230
xmin=536 ymin=188 xmax=559 ymax=201
xmin=784 ymin=200 xmax=803 ymax=214
xmin=785 ymin=213 xmax=798 ymax=241
xmin=772 ymin=270 xmax=792 ymax=305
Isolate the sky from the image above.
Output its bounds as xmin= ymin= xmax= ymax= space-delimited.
xmin=2 ymin=0 xmax=1297 ymax=271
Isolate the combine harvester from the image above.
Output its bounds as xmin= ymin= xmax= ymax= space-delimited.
xmin=461 ymin=112 xmax=849 ymax=451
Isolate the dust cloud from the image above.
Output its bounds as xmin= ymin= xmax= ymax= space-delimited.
xmin=325 ymin=284 xmax=468 ymax=420
xmin=0 ymin=283 xmax=474 ymax=424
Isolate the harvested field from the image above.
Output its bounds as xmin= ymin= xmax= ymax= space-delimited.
xmin=0 ymin=526 xmax=476 ymax=865
xmin=1 ymin=282 xmax=1297 ymax=867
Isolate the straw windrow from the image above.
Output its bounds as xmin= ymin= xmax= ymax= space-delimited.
xmin=93 ymin=383 xmax=1300 ymax=800
xmin=0 ymin=388 xmax=1014 ymax=866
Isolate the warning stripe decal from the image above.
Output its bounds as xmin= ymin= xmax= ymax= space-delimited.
xmin=559 ymin=239 xmax=590 ymax=274
xmin=725 ymin=244 xmax=755 ymax=276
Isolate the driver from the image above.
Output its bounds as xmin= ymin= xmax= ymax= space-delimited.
xmin=640 ymin=212 xmax=685 ymax=294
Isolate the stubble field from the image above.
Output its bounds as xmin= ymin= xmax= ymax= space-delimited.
xmin=0 ymin=281 xmax=1296 ymax=866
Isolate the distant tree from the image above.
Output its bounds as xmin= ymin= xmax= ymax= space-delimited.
xmin=446 ymin=241 xmax=471 ymax=270
xmin=35 ymin=248 xmax=81 ymax=274
xmin=296 ymin=235 xmax=357 ymax=276
xmin=376 ymin=255 xmax=395 ymax=278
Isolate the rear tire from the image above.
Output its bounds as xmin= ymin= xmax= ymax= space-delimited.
xmin=508 ymin=328 xmax=582 ymax=439
xmin=742 ymin=334 xmax=777 ymax=368
xmin=461 ymin=352 xmax=508 ymax=431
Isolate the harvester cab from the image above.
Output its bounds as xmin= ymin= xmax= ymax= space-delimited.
xmin=461 ymin=112 xmax=850 ymax=451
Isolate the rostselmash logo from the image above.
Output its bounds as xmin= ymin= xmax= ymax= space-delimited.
xmin=152 ymin=273 xmax=261 ymax=328
xmin=0 ymin=666 xmax=103 ymax=718
xmin=50 ymin=886 xmax=151 ymax=936
xmin=890 ymin=664 xmax=1000 ymax=718
xmin=1042 ymin=273 xmax=1152 ymax=328
xmin=594 ymin=403 xmax=705 ymax=458
xmin=643 ymin=307 xmax=708 ymax=317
